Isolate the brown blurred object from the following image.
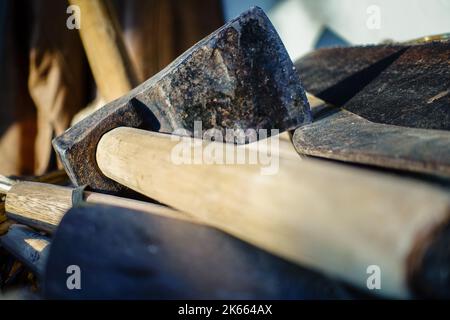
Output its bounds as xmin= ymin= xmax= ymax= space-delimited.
xmin=69 ymin=0 xmax=139 ymax=102
xmin=28 ymin=0 xmax=86 ymax=174
xmin=0 ymin=0 xmax=224 ymax=176
xmin=73 ymin=0 xmax=224 ymax=124
xmin=0 ymin=0 xmax=37 ymax=176
xmin=0 ymin=0 xmax=86 ymax=176
xmin=119 ymin=0 xmax=224 ymax=82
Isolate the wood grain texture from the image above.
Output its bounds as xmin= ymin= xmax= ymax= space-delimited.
xmin=69 ymin=0 xmax=138 ymax=102
xmin=5 ymin=181 xmax=192 ymax=233
xmin=293 ymin=108 xmax=450 ymax=177
xmin=6 ymin=182 xmax=72 ymax=233
xmin=0 ymin=224 xmax=50 ymax=276
xmin=96 ymin=127 xmax=450 ymax=298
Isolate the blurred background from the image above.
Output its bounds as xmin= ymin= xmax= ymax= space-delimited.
xmin=0 ymin=0 xmax=449 ymax=177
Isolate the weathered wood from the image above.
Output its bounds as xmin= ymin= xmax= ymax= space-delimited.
xmin=5 ymin=181 xmax=191 ymax=233
xmin=293 ymin=108 xmax=450 ymax=177
xmin=0 ymin=224 xmax=50 ymax=276
xmin=0 ymin=171 xmax=69 ymax=235
xmin=6 ymin=182 xmax=72 ymax=233
xmin=44 ymin=205 xmax=350 ymax=299
xmin=96 ymin=126 xmax=450 ymax=298
xmin=0 ymin=175 xmax=14 ymax=193
xmin=296 ymin=41 xmax=450 ymax=130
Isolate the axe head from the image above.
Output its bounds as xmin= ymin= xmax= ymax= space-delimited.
xmin=295 ymin=41 xmax=450 ymax=130
xmin=53 ymin=7 xmax=311 ymax=193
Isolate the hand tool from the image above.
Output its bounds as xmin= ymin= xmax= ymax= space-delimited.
xmin=295 ymin=40 xmax=450 ymax=130
xmin=0 ymin=177 xmax=191 ymax=233
xmin=1 ymin=133 xmax=300 ymax=234
xmin=293 ymin=38 xmax=450 ymax=176
xmin=94 ymin=127 xmax=450 ymax=298
xmin=293 ymin=104 xmax=450 ymax=177
xmin=53 ymin=7 xmax=311 ymax=193
xmin=51 ymin=8 xmax=450 ymax=298
xmin=1 ymin=206 xmax=351 ymax=299
xmin=1 ymin=171 xmax=69 ymax=235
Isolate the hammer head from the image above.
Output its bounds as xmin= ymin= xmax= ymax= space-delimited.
xmin=53 ymin=7 xmax=311 ymax=192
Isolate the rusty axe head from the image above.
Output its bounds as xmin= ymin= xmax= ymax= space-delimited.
xmin=295 ymin=41 xmax=450 ymax=130
xmin=53 ymin=7 xmax=311 ymax=193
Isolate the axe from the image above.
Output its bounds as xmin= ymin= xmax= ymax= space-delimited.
xmin=294 ymin=98 xmax=450 ymax=177
xmin=294 ymin=40 xmax=450 ymax=177
xmin=52 ymin=8 xmax=450 ymax=298
xmin=295 ymin=40 xmax=450 ymax=130
xmin=53 ymin=7 xmax=311 ymax=193
xmin=92 ymin=127 xmax=450 ymax=298
xmin=54 ymin=124 xmax=450 ymax=298
xmin=0 ymin=178 xmax=190 ymax=233
xmin=64 ymin=1 xmax=450 ymax=179
xmin=0 ymin=205 xmax=350 ymax=299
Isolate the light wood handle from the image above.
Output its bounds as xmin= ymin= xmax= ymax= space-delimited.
xmin=96 ymin=127 xmax=450 ymax=298
xmin=6 ymin=182 xmax=72 ymax=232
xmin=69 ymin=0 xmax=138 ymax=101
xmin=5 ymin=181 xmax=192 ymax=233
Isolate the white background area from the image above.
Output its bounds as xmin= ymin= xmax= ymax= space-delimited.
xmin=222 ymin=0 xmax=450 ymax=61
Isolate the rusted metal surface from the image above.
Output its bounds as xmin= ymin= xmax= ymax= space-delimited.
xmin=295 ymin=41 xmax=450 ymax=130
xmin=293 ymin=107 xmax=450 ymax=177
xmin=53 ymin=7 xmax=310 ymax=193
xmin=296 ymin=45 xmax=405 ymax=105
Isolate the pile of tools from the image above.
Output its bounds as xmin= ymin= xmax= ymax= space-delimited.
xmin=1 ymin=6 xmax=450 ymax=299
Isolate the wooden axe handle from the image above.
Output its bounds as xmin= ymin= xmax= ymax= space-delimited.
xmin=5 ymin=181 xmax=192 ymax=233
xmin=96 ymin=127 xmax=450 ymax=298
xmin=69 ymin=0 xmax=138 ymax=101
